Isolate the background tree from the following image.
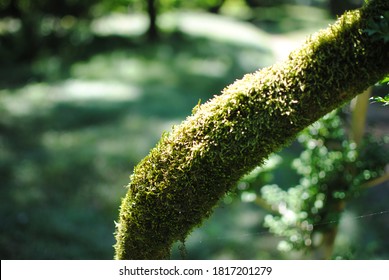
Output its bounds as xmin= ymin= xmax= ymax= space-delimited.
xmin=146 ymin=0 xmax=158 ymax=40
xmin=0 ymin=0 xmax=99 ymax=61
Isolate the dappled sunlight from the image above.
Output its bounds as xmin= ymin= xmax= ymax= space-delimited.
xmin=0 ymin=80 xmax=141 ymax=115
xmin=91 ymin=11 xmax=273 ymax=51
xmin=57 ymin=80 xmax=141 ymax=102
xmin=91 ymin=13 xmax=148 ymax=37
xmin=0 ymin=83 xmax=52 ymax=116
xmin=161 ymin=11 xmax=271 ymax=49
xmin=186 ymin=58 xmax=229 ymax=78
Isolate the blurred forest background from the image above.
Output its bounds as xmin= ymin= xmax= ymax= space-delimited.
xmin=1 ymin=0 xmax=388 ymax=259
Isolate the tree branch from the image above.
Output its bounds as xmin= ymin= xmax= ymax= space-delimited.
xmin=114 ymin=0 xmax=389 ymax=259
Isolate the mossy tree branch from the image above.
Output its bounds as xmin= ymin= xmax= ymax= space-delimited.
xmin=114 ymin=0 xmax=389 ymax=259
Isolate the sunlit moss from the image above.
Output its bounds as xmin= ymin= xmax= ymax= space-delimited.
xmin=114 ymin=0 xmax=389 ymax=259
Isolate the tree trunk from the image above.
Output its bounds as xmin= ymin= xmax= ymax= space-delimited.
xmin=146 ymin=0 xmax=158 ymax=41
xmin=114 ymin=0 xmax=389 ymax=259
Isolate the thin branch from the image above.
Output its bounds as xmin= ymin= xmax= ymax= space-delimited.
xmin=361 ymin=172 xmax=389 ymax=189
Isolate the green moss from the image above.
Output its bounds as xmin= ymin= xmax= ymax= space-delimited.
xmin=114 ymin=0 xmax=389 ymax=259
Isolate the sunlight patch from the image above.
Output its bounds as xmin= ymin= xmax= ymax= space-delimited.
xmin=92 ymin=13 xmax=148 ymax=36
xmin=161 ymin=11 xmax=270 ymax=49
xmin=187 ymin=58 xmax=228 ymax=78
xmin=55 ymin=80 xmax=141 ymax=102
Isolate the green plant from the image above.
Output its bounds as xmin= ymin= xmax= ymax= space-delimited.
xmin=370 ymin=76 xmax=389 ymax=106
xmin=259 ymin=109 xmax=388 ymax=258
xmin=371 ymin=94 xmax=389 ymax=105
xmin=364 ymin=4 xmax=389 ymax=106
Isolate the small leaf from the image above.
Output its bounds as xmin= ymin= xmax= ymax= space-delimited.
xmin=370 ymin=94 xmax=389 ymax=106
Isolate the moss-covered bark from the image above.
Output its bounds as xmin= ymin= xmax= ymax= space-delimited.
xmin=114 ymin=0 xmax=389 ymax=259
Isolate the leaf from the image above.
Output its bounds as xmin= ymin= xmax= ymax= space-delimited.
xmin=370 ymin=94 xmax=389 ymax=106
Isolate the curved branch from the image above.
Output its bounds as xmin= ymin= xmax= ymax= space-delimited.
xmin=114 ymin=0 xmax=389 ymax=259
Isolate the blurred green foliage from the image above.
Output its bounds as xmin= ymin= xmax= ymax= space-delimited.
xmin=0 ymin=0 xmax=101 ymax=62
xmin=0 ymin=0 xmax=360 ymax=62
xmin=0 ymin=0 xmax=99 ymax=17
xmin=1 ymin=0 xmax=388 ymax=260
xmin=364 ymin=10 xmax=389 ymax=43
xmin=0 ymin=12 xmax=274 ymax=258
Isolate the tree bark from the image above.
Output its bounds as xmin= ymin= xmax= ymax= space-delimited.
xmin=114 ymin=0 xmax=389 ymax=259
